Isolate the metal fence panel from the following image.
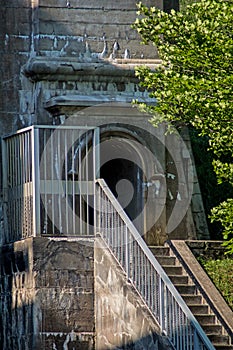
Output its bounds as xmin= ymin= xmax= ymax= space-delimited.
xmin=2 ymin=125 xmax=99 ymax=242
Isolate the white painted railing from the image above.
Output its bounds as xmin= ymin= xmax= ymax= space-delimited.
xmin=95 ymin=178 xmax=216 ymax=350
xmin=2 ymin=125 xmax=99 ymax=242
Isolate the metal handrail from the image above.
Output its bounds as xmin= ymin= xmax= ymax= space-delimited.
xmin=95 ymin=178 xmax=216 ymax=350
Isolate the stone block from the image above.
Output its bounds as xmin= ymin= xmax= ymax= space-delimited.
xmin=2 ymin=0 xmax=31 ymax=7
xmin=5 ymin=8 xmax=31 ymax=34
xmin=39 ymin=0 xmax=162 ymax=10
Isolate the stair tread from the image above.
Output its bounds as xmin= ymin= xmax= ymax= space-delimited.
xmin=154 ymin=256 xmax=176 ymax=265
xmin=176 ymin=284 xmax=196 ymax=293
xmin=208 ymin=334 xmax=230 ymax=343
xmin=202 ymin=324 xmax=223 ymax=333
xmin=149 ymin=246 xmax=170 ymax=256
xmin=150 ymin=244 xmax=232 ymax=350
xmin=169 ymin=275 xmax=189 ymax=284
xmin=195 ymin=313 xmax=215 ymax=318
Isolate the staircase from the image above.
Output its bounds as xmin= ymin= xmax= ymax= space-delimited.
xmin=95 ymin=178 xmax=233 ymax=350
xmin=149 ymin=245 xmax=233 ymax=350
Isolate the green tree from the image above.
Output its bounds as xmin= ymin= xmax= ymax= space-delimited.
xmin=133 ymin=0 xmax=233 ymax=251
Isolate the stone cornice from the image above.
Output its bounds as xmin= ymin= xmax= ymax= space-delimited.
xmin=22 ymin=57 xmax=161 ymax=83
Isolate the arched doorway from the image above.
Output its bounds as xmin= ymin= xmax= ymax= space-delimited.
xmin=98 ymin=126 xmax=165 ymax=236
xmin=99 ymin=134 xmax=145 ymax=233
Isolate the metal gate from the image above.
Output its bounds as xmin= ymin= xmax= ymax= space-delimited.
xmin=2 ymin=125 xmax=100 ymax=243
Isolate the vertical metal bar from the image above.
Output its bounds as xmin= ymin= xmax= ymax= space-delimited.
xmin=43 ymin=129 xmax=47 ymax=234
xmin=72 ymin=129 xmax=75 ymax=234
xmin=175 ymin=303 xmax=180 ymax=349
xmin=9 ymin=138 xmax=13 ymax=239
xmin=13 ymin=136 xmax=18 ymax=237
xmin=16 ymin=135 xmax=20 ymax=237
xmin=125 ymin=227 xmax=129 ymax=278
xmin=17 ymin=135 xmax=20 ymax=237
xmin=111 ymin=203 xmax=114 ymax=247
xmin=21 ymin=133 xmax=25 ymax=238
xmin=65 ymin=129 xmax=69 ymax=235
xmin=19 ymin=134 xmax=23 ymax=187
xmin=85 ymin=131 xmax=89 ymax=234
xmin=95 ymin=182 xmax=99 ymax=233
xmin=93 ymin=128 xmax=100 ymax=235
xmin=159 ymin=278 xmax=164 ymax=329
xmin=2 ymin=137 xmax=8 ymax=242
xmin=31 ymin=127 xmax=40 ymax=236
xmin=57 ymin=129 xmax=62 ymax=233
xmin=93 ymin=127 xmax=100 ymax=180
xmin=51 ymin=129 xmax=55 ymax=235
xmin=78 ymin=130 xmax=82 ymax=235
xmin=193 ymin=327 xmax=199 ymax=350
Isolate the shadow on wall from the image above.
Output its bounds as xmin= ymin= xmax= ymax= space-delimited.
xmin=0 ymin=244 xmax=35 ymax=350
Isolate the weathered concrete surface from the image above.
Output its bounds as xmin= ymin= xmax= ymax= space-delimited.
xmin=0 ymin=237 xmax=95 ymax=349
xmin=186 ymin=240 xmax=229 ymax=259
xmin=0 ymin=236 xmax=174 ymax=349
xmin=95 ymin=238 xmax=172 ymax=350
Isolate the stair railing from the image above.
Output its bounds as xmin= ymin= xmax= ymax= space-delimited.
xmin=95 ymin=178 xmax=216 ymax=350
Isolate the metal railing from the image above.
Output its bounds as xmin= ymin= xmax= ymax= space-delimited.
xmin=2 ymin=125 xmax=99 ymax=243
xmin=1 ymin=126 xmax=216 ymax=349
xmin=95 ymin=178 xmax=216 ymax=350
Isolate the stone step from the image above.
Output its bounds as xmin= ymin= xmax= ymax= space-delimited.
xmin=208 ymin=334 xmax=230 ymax=345
xmin=195 ymin=314 xmax=216 ymax=325
xmin=213 ymin=345 xmax=233 ymax=350
xmin=176 ymin=284 xmax=196 ymax=294
xmin=162 ymin=265 xmax=183 ymax=276
xmin=155 ymin=256 xmax=176 ymax=266
xmin=169 ymin=275 xmax=189 ymax=285
xmin=182 ymin=295 xmax=203 ymax=305
xmin=188 ymin=304 xmax=209 ymax=315
xmin=203 ymin=324 xmax=223 ymax=335
xmin=149 ymin=246 xmax=170 ymax=256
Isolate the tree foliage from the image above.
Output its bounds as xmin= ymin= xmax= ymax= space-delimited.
xmin=133 ymin=0 xmax=233 ymax=249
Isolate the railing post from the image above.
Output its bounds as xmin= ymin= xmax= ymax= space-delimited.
xmin=93 ymin=128 xmax=100 ymax=235
xmin=125 ymin=227 xmax=129 ymax=278
xmin=1 ymin=137 xmax=8 ymax=243
xmin=159 ymin=278 xmax=165 ymax=331
xmin=31 ymin=127 xmax=41 ymax=236
xmin=95 ymin=182 xmax=99 ymax=235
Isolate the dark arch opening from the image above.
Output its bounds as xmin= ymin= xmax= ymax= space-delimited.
xmin=99 ymin=132 xmax=146 ymax=233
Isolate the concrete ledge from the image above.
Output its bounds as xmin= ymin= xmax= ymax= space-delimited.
xmin=44 ymin=94 xmax=156 ymax=109
xmin=167 ymin=240 xmax=233 ymax=340
xmin=22 ymin=57 xmax=161 ymax=82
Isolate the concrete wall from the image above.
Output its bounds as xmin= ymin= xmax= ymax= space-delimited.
xmin=0 ymin=237 xmax=95 ymax=349
xmin=0 ymin=236 xmax=173 ymax=350
xmin=0 ymin=0 xmax=33 ymax=135
xmin=35 ymin=0 xmax=162 ymax=59
xmin=0 ymin=0 xmax=179 ymax=135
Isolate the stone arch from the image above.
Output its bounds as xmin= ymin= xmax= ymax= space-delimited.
xmin=97 ymin=123 xmax=167 ymax=242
